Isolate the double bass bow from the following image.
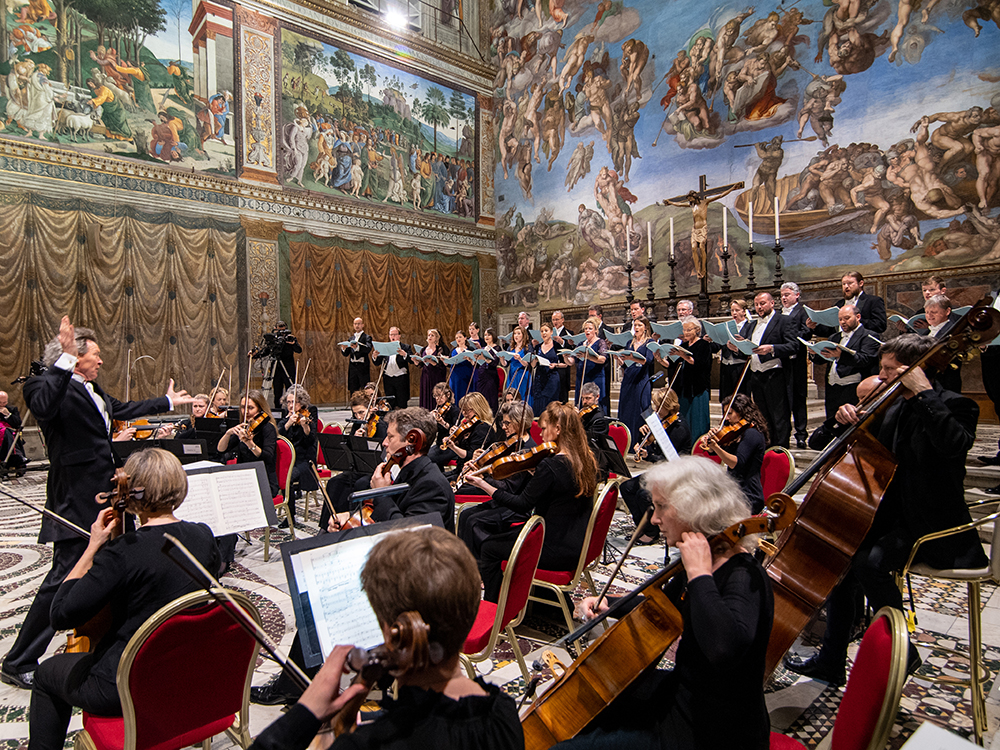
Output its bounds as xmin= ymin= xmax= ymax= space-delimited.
xmin=760 ymin=298 xmax=1000 ymax=677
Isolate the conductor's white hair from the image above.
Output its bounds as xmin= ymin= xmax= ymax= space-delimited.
xmin=43 ymin=326 xmax=96 ymax=366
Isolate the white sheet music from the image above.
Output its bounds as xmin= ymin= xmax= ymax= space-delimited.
xmin=297 ymin=535 xmax=385 ymax=656
xmin=174 ymin=468 xmax=269 ymax=535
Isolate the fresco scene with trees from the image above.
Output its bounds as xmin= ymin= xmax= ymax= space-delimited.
xmin=279 ymin=28 xmax=479 ymax=220
xmin=489 ymin=0 xmax=1000 ymax=311
xmin=0 ymin=0 xmax=236 ymax=175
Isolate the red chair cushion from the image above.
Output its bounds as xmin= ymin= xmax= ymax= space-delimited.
xmin=273 ymin=493 xmax=284 ymax=507
xmin=761 ymin=450 xmax=791 ymax=497
xmin=768 ymin=732 xmax=806 ymax=749
xmin=455 ymin=494 xmax=489 ymax=505
xmin=82 ymin=713 xmax=235 ymax=750
xmin=316 ymin=468 xmax=332 ymax=479
xmin=533 ymin=568 xmax=574 ymax=585
xmin=608 ymin=425 xmax=628 ymax=457
xmin=831 ymin=615 xmax=895 ymax=749
xmin=692 ymin=443 xmax=722 ymax=463
xmin=462 ymin=600 xmax=499 ymax=653
xmin=530 ymin=420 xmax=543 ymax=446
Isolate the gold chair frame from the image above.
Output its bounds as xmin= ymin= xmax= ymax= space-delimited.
xmin=607 ymin=420 xmax=632 ymax=458
xmin=73 ymin=590 xmax=262 ymax=750
xmin=460 ymin=515 xmax=546 ymax=686
xmin=897 ymin=499 xmax=1000 ymax=745
xmin=264 ymin=435 xmax=296 ymax=562
xmin=763 ymin=445 xmax=796 ymax=490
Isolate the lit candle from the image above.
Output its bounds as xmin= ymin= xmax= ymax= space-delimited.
xmin=722 ymin=206 xmax=728 ymax=248
xmin=669 ymin=217 xmax=675 ymax=260
xmin=626 ymin=231 xmax=631 ymax=262
xmin=647 ymin=222 xmax=653 ymax=263
xmin=774 ymin=196 xmax=780 ymax=244
xmin=748 ymin=203 xmax=754 ymax=245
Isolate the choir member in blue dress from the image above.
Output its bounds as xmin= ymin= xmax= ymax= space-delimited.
xmin=531 ymin=323 xmax=568 ymax=414
xmin=564 ymin=317 xmax=608 ymax=406
xmin=467 ymin=321 xmax=483 ymax=349
xmin=416 ymin=328 xmax=448 ymax=409
xmin=615 ymin=316 xmax=655 ymax=449
xmin=448 ymin=331 xmax=475 ymax=400
xmin=506 ymin=326 xmax=533 ymax=405
xmin=473 ymin=328 xmax=501 ymax=412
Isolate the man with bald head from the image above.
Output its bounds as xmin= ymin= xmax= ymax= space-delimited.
xmin=812 ymin=304 xmax=880 ymax=418
xmin=340 ymin=317 xmax=373 ymax=393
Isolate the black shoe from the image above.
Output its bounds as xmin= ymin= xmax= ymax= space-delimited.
xmin=0 ymin=664 xmax=35 ymax=690
xmin=783 ymin=653 xmax=846 ymax=687
xmin=977 ymin=455 xmax=1000 ymax=466
xmin=277 ymin=519 xmax=289 ymax=529
xmin=635 ymin=533 xmax=660 ymax=546
xmin=250 ymin=677 xmax=299 ymax=706
xmin=983 ymin=485 xmax=1000 ymax=496
xmin=796 ymin=440 xmax=808 ymax=450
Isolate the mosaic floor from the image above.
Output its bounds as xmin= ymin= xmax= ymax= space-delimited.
xmin=1 ymin=456 xmax=999 ymax=748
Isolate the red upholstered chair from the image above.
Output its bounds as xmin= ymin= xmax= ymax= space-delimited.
xmin=307 ymin=425 xmax=343 ymax=521
xmin=769 ymin=607 xmax=909 ymax=750
xmin=263 ymin=436 xmax=295 ymax=562
xmin=316 ymin=417 xmax=325 ymax=432
xmin=529 ymin=419 xmax=543 ymax=446
xmin=73 ymin=590 xmax=261 ymax=750
xmin=527 ymin=480 xmax=620 ymax=633
xmin=498 ymin=367 xmax=506 ymax=394
xmin=761 ymin=447 xmax=795 ymax=498
xmin=461 ymin=516 xmax=545 ymax=685
xmin=607 ymin=421 xmax=631 ymax=458
xmin=692 ymin=440 xmax=722 ymax=464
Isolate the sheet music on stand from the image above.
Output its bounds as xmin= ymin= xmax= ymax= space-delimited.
xmin=173 ymin=461 xmax=279 ymax=534
xmin=641 ymin=408 xmax=679 ymax=462
xmin=281 ymin=513 xmax=444 ymax=668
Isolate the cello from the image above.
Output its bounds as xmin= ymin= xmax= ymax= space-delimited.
xmin=760 ymin=298 xmax=1000 ymax=676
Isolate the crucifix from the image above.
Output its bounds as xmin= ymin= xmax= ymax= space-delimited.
xmin=662 ymin=175 xmax=744 ymax=316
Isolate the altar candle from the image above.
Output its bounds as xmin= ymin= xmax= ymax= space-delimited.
xmin=647 ymin=222 xmax=653 ymax=262
xmin=774 ymin=196 xmax=780 ymax=243
xmin=722 ymin=206 xmax=728 ymax=248
xmin=626 ymin=231 xmax=631 ymax=261
xmin=749 ymin=203 xmax=754 ymax=245
xmin=669 ymin=217 xmax=675 ymax=260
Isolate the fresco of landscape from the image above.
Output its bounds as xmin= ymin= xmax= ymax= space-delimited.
xmin=0 ymin=0 xmax=236 ymax=175
xmin=489 ymin=0 xmax=1000 ymax=310
xmin=279 ymin=28 xmax=479 ymax=220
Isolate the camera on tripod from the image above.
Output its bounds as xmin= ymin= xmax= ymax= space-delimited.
xmin=254 ymin=328 xmax=292 ymax=359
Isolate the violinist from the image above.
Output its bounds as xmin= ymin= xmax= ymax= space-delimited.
xmin=277 ymin=385 xmax=319 ymax=527
xmin=785 ymin=334 xmax=987 ymax=686
xmin=2 ymin=317 xmax=193 ymax=691
xmin=702 ymin=394 xmax=768 ymax=514
xmin=254 ymin=407 xmax=457 ymax=708
xmin=207 ymin=386 xmax=230 ymax=417
xmin=429 ymin=393 xmax=495 ymax=474
xmin=456 ymin=402 xmax=537 ymax=556
xmin=430 ymin=383 xmax=459 ymax=445
xmin=502 ymin=387 xmax=522 ymax=404
xmin=248 ymin=527 xmax=522 ymax=750
xmin=346 ymin=390 xmax=388 ymax=442
xmin=465 ymin=402 xmax=597 ymax=602
xmin=622 ymin=388 xmax=692 ymax=546
xmin=216 ymin=391 xmax=278 ymax=571
xmin=569 ymin=457 xmax=773 ymax=750
xmin=172 ymin=393 xmax=210 ymax=439
xmin=28 ymin=448 xmax=221 ymax=750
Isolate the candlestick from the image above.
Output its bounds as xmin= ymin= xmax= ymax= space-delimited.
xmin=669 ymin=217 xmax=675 ymax=260
xmin=749 ymin=203 xmax=754 ymax=245
xmin=647 ymin=221 xmax=652 ymax=263
xmin=774 ymin=196 xmax=780 ymax=243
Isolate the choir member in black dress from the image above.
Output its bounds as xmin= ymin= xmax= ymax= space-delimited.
xmin=474 ymin=328 xmax=502 ymax=412
xmin=277 ymin=384 xmax=319 ymax=526
xmin=660 ymin=319 xmax=712 ymax=440
xmin=416 ymin=329 xmax=448 ymax=409
xmin=702 ymin=394 xmax=769 ymax=514
xmin=248 ymin=527 xmax=523 ymax=750
xmin=28 ymin=448 xmax=221 ymax=750
xmin=466 ymin=402 xmax=598 ymax=602
xmin=532 ymin=323 xmax=569 ymax=414
xmin=566 ymin=456 xmax=773 ymax=750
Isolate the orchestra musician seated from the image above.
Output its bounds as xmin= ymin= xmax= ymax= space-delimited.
xmin=277 ymin=384 xmax=319 ymax=528
xmin=207 ymin=386 xmax=230 ymax=417
xmin=465 ymin=402 xmax=597 ymax=603
xmin=429 ymin=393 xmax=496 ymax=474
xmin=620 ymin=388 xmax=692 ymax=546
xmin=172 ymin=393 xmax=210 ymax=439
xmin=701 ymin=394 xmax=769 ymax=514
xmin=248 ymin=527 xmax=523 ymax=750
xmin=785 ymin=334 xmax=988 ymax=686
xmin=430 ymin=383 xmax=459 ymax=444
xmin=28 ymin=449 xmax=221 ymax=750
xmin=564 ymin=457 xmax=773 ymax=750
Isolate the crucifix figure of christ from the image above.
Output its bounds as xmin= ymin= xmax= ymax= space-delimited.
xmin=663 ymin=175 xmax=744 ymax=282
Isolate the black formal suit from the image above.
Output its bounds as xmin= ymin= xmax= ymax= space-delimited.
xmin=273 ymin=334 xmax=303 ymax=407
xmin=375 ymin=342 xmax=413 ymax=409
xmin=596 ymin=322 xmax=612 ymax=415
xmin=370 ymin=454 xmax=456 ymax=532
xmin=783 ymin=304 xmax=811 ymax=446
xmin=814 ymin=324 xmax=880 ymax=418
xmin=923 ymin=312 xmax=963 ymax=393
xmin=552 ymin=325 xmax=574 ymax=402
xmin=740 ymin=312 xmax=797 ymax=448
xmin=815 ymin=292 xmax=887 ymax=337
xmin=341 ymin=331 xmax=373 ymax=393
xmin=4 ymin=363 xmax=170 ymax=675
xmin=0 ymin=404 xmax=27 ymax=469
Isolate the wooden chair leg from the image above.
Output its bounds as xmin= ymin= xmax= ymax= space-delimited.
xmin=263 ymin=526 xmax=270 ymax=563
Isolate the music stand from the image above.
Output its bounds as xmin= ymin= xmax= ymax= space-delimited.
xmin=316 ymin=432 xmax=352 ymax=472
xmin=597 ymin=434 xmax=631 ymax=478
xmin=347 ymin=435 xmax=384 ymax=474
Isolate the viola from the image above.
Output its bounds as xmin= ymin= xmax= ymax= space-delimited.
xmin=578 ymin=404 xmax=598 ymax=418
xmin=433 ymin=401 xmax=452 ymax=420
xmin=365 ymin=413 xmax=381 ymax=438
xmin=698 ymin=418 xmax=749 ymax=451
xmin=521 ymin=496 xmax=797 ymax=749
xmin=334 ymin=431 xmax=425 ymax=531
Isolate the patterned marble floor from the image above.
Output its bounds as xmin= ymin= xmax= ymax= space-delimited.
xmin=1 ymin=467 xmax=998 ymax=749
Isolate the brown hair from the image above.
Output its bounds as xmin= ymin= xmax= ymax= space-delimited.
xmin=361 ymin=526 xmax=481 ymax=657
xmin=123 ymin=448 xmax=188 ymax=514
xmin=385 ymin=407 xmax=436 ymax=455
xmin=722 ymin=394 xmax=770 ymax=446
xmin=652 ymin=388 xmax=680 ymax=417
xmin=240 ymin=390 xmax=275 ymax=426
xmin=350 ymin=391 xmax=369 ymax=408
xmin=541 ymin=402 xmax=598 ymax=499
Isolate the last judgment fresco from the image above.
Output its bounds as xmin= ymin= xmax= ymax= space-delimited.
xmin=490 ymin=0 xmax=1000 ymax=310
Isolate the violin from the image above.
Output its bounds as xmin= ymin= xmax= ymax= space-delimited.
xmin=442 ymin=416 xmax=480 ymax=450
xmin=433 ymin=401 xmax=452 ymax=421
xmin=365 ymin=413 xmax=381 ymax=438
xmin=489 ymin=441 xmax=558 ymax=481
xmin=633 ymin=413 xmax=680 ymax=461
xmin=520 ymin=496 xmax=797 ymax=749
xmin=578 ymin=404 xmax=598 ymax=418
xmin=66 ymin=468 xmax=143 ymax=654
xmin=453 ymin=434 xmax=519 ymax=488
xmin=698 ymin=418 xmax=749 ymax=451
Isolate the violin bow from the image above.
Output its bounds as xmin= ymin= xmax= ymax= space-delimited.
xmin=592 ymin=505 xmax=652 ymax=615
xmin=718 ymin=358 xmax=753 ymax=428
xmin=0 ymin=485 xmax=91 ymax=539
xmin=243 ymin=350 xmax=253 ymax=426
xmin=210 ymin=369 xmax=226 ymax=409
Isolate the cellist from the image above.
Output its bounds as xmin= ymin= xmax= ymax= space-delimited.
xmin=785 ymin=334 xmax=988 ymax=686
xmin=567 ymin=457 xmax=773 ymax=750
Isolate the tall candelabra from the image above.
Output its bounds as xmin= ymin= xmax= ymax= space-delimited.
xmin=666 ymin=253 xmax=678 ymax=315
xmin=744 ymin=241 xmax=758 ymax=304
xmin=719 ymin=241 xmax=732 ymax=314
xmin=646 ymin=259 xmax=656 ymax=306
xmin=625 ymin=259 xmax=635 ymax=303
xmin=772 ymin=242 xmax=784 ymax=288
